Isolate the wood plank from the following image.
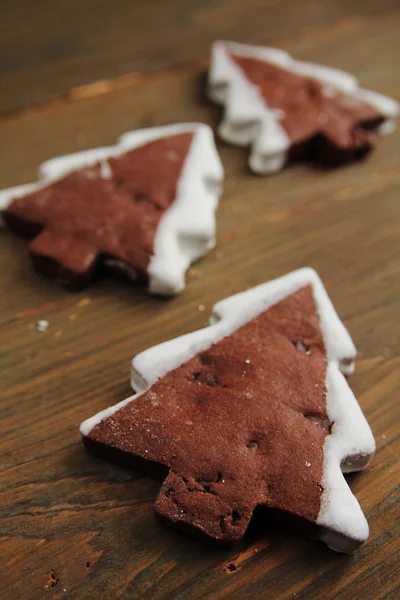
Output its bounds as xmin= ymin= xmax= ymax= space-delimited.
xmin=0 ymin=4 xmax=399 ymax=599
xmin=0 ymin=0 xmax=399 ymax=112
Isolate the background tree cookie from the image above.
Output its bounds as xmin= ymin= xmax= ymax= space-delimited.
xmin=0 ymin=124 xmax=223 ymax=295
xmin=208 ymin=41 xmax=399 ymax=173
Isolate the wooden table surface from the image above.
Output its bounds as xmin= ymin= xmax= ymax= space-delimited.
xmin=1 ymin=1 xmax=399 ymax=598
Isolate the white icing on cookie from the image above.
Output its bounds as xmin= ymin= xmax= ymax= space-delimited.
xmin=208 ymin=41 xmax=399 ymax=174
xmin=80 ymin=267 xmax=375 ymax=551
xmin=317 ymin=363 xmax=375 ymax=552
xmin=118 ymin=124 xmax=223 ymax=295
xmin=0 ymin=124 xmax=223 ymax=296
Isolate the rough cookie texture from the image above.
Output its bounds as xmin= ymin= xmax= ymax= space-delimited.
xmin=80 ymin=268 xmax=375 ymax=552
xmin=208 ymin=42 xmax=399 ymax=173
xmin=0 ymin=124 xmax=223 ymax=295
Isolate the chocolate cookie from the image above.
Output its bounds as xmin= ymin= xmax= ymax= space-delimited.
xmin=80 ymin=268 xmax=375 ymax=552
xmin=0 ymin=124 xmax=223 ymax=295
xmin=208 ymin=41 xmax=399 ymax=173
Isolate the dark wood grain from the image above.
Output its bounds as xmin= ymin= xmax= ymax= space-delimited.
xmin=1 ymin=2 xmax=399 ymax=599
xmin=1 ymin=0 xmax=399 ymax=113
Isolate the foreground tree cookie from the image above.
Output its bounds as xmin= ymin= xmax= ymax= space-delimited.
xmin=81 ymin=268 xmax=375 ymax=552
xmin=0 ymin=124 xmax=223 ymax=295
xmin=208 ymin=41 xmax=399 ymax=174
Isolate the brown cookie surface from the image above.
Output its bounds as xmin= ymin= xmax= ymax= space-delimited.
xmin=84 ymin=285 xmax=330 ymax=544
xmin=3 ymin=132 xmax=193 ymax=287
xmin=231 ymin=54 xmax=383 ymax=165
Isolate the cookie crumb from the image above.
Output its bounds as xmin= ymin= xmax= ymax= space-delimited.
xmin=68 ymin=313 xmax=78 ymax=321
xmin=216 ymin=252 xmax=224 ymax=260
xmin=37 ymin=320 xmax=49 ymax=332
xmin=197 ymin=304 xmax=206 ymax=312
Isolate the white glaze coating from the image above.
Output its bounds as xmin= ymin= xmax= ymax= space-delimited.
xmin=317 ymin=362 xmax=375 ymax=552
xmin=119 ymin=124 xmax=223 ymax=295
xmin=208 ymin=41 xmax=399 ymax=174
xmin=0 ymin=124 xmax=223 ymax=295
xmin=80 ymin=267 xmax=374 ymax=551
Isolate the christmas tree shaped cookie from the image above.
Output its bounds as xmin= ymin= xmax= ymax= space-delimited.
xmin=80 ymin=268 xmax=375 ymax=552
xmin=208 ymin=41 xmax=399 ymax=173
xmin=0 ymin=124 xmax=223 ymax=295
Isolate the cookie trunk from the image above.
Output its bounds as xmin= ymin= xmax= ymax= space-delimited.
xmin=155 ymin=471 xmax=252 ymax=545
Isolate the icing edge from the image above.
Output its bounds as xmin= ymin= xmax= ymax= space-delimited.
xmin=316 ymin=363 xmax=375 ymax=552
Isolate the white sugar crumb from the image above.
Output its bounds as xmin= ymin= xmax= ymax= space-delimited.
xmin=149 ymin=392 xmax=159 ymax=407
xmin=272 ymin=108 xmax=285 ymax=120
xmin=85 ymin=167 xmax=97 ymax=179
xmin=305 ymin=461 xmax=311 ymax=468
xmin=100 ymin=160 xmax=112 ymax=178
xmin=323 ymin=84 xmax=336 ymax=97
xmin=197 ymin=304 xmax=206 ymax=312
xmin=318 ymin=113 xmax=329 ymax=125
xmin=36 ymin=320 xmax=49 ymax=332
xmin=167 ymin=150 xmax=179 ymax=162
xmin=245 ymin=358 xmax=251 ymax=364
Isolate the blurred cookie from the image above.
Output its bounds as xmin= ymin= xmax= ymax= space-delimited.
xmin=0 ymin=124 xmax=223 ymax=295
xmin=208 ymin=41 xmax=399 ymax=173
